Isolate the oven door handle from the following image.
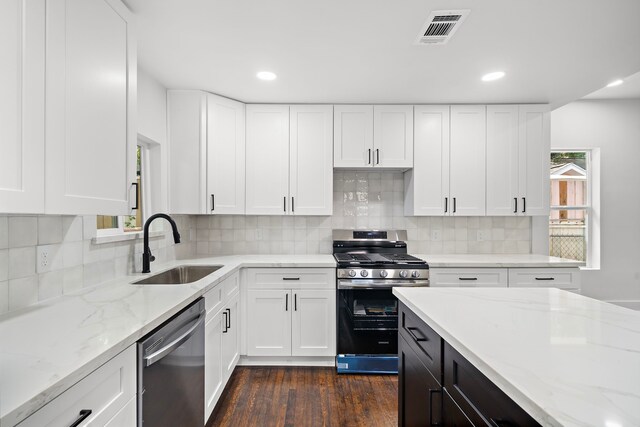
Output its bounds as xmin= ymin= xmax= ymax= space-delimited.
xmin=143 ymin=312 xmax=205 ymax=367
xmin=337 ymin=279 xmax=429 ymax=289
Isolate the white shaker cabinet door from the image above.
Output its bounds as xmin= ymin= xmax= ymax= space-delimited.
xmin=519 ymin=105 xmax=550 ymax=216
xmin=0 ymin=0 xmax=45 ymax=214
xmin=246 ymin=290 xmax=292 ymax=356
xmin=207 ymin=94 xmax=245 ymax=214
xmin=289 ymin=105 xmax=333 ymax=216
xmin=45 ymin=0 xmax=136 ymax=215
xmin=486 ymin=105 xmax=520 ymax=216
xmin=333 ymin=105 xmax=374 ymax=167
xmin=405 ymin=106 xmax=450 ymax=216
xmin=167 ymin=90 xmax=207 ymax=214
xmin=373 ymin=105 xmax=413 ymax=168
xmin=449 ymin=105 xmax=486 ymax=216
xmin=204 ymin=310 xmax=224 ymax=421
xmin=291 ymin=289 xmax=336 ymax=357
xmin=221 ymin=293 xmax=240 ymax=382
xmin=245 ymin=105 xmax=290 ymax=215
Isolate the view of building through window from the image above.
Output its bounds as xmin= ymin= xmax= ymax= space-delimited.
xmin=97 ymin=145 xmax=143 ymax=233
xmin=549 ymin=151 xmax=588 ymax=261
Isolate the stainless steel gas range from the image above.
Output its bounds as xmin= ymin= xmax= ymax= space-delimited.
xmin=333 ymin=229 xmax=429 ymax=374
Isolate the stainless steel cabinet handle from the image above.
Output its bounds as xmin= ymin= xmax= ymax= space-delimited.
xmin=143 ymin=313 xmax=205 ymax=367
xmin=514 ymin=197 xmax=518 ymax=214
xmin=211 ymin=194 xmax=215 ymax=212
xmin=69 ymin=409 xmax=92 ymax=427
xmin=406 ymin=326 xmax=428 ymax=342
xmin=458 ymin=277 xmax=478 ymax=281
xmin=522 ymin=197 xmax=526 ymax=213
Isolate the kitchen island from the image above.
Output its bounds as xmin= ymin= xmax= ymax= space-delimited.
xmin=393 ymin=287 xmax=640 ymax=426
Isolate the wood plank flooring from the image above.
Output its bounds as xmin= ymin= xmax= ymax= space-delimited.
xmin=206 ymin=367 xmax=398 ymax=427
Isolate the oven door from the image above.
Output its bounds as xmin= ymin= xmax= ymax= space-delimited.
xmin=337 ymin=280 xmax=399 ymax=374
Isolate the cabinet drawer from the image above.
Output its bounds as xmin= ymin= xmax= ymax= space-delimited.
xmin=246 ymin=268 xmax=334 ymax=290
xmin=18 ymin=345 xmax=136 ymax=427
xmin=399 ymin=303 xmax=442 ymax=383
xmin=223 ymin=272 xmax=240 ymax=298
xmin=204 ymin=282 xmax=224 ymax=316
xmin=430 ymin=268 xmax=508 ymax=287
xmin=444 ymin=342 xmax=540 ymax=426
xmin=508 ymin=268 xmax=580 ymax=290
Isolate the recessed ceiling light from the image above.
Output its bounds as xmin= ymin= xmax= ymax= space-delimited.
xmin=606 ymin=79 xmax=624 ymax=87
xmin=257 ymin=71 xmax=277 ymax=81
xmin=481 ymin=71 xmax=506 ymax=82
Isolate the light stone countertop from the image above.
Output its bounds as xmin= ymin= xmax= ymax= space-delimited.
xmin=393 ymin=287 xmax=640 ymax=427
xmin=418 ymin=254 xmax=584 ymax=268
xmin=0 ymin=255 xmax=335 ymax=427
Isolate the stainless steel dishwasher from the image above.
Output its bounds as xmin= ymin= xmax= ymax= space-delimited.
xmin=137 ymin=298 xmax=205 ymax=426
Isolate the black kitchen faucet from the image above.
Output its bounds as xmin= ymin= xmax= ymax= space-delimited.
xmin=142 ymin=213 xmax=181 ymax=273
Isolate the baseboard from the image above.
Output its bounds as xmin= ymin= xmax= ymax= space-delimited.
xmin=239 ymin=355 xmax=336 ymax=367
xmin=606 ymin=300 xmax=640 ymax=311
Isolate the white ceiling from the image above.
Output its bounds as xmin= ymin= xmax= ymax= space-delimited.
xmin=583 ymin=71 xmax=640 ymax=100
xmin=125 ymin=0 xmax=640 ymax=107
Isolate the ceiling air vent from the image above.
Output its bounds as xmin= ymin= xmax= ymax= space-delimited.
xmin=415 ymin=10 xmax=470 ymax=45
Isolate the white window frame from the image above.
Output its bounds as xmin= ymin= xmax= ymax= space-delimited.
xmin=549 ymin=149 xmax=600 ymax=269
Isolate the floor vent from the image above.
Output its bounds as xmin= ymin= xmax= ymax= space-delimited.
xmin=415 ymin=10 xmax=470 ymax=45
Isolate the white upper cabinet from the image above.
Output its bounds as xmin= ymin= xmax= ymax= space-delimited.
xmin=404 ymin=106 xmax=450 ymax=216
xmin=167 ymin=90 xmax=206 ymax=214
xmin=373 ymin=105 xmax=414 ymax=168
xmin=449 ymin=105 xmax=486 ymax=216
xmin=487 ymin=104 xmax=550 ymax=216
xmin=45 ymin=0 xmax=136 ymax=215
xmin=486 ymin=105 xmax=520 ymax=216
xmin=207 ymin=94 xmax=245 ymax=214
xmin=518 ymin=105 xmax=550 ymax=215
xmin=0 ymin=0 xmax=45 ymax=214
xmin=334 ymin=105 xmax=413 ymax=168
xmin=333 ymin=105 xmax=373 ymax=167
xmin=245 ymin=105 xmax=290 ymax=215
xmin=246 ymin=104 xmax=333 ymax=216
xmin=289 ymin=105 xmax=333 ymax=216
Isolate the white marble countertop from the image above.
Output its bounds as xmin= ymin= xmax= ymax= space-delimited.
xmin=419 ymin=254 xmax=584 ymax=268
xmin=393 ymin=287 xmax=640 ymax=427
xmin=0 ymin=255 xmax=335 ymax=427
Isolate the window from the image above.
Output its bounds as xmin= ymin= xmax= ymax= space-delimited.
xmin=549 ymin=151 xmax=589 ymax=262
xmin=97 ymin=144 xmax=144 ymax=234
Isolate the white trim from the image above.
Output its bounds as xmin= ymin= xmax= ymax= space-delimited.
xmin=238 ymin=355 xmax=335 ymax=367
xmin=93 ymin=230 xmax=163 ymax=245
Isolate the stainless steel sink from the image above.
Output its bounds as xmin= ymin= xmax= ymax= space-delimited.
xmin=133 ymin=265 xmax=222 ymax=285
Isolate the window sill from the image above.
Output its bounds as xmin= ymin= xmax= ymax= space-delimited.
xmin=579 ymin=266 xmax=600 ymax=272
xmin=93 ymin=230 xmax=164 ymax=245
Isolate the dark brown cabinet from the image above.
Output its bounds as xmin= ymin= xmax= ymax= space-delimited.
xmin=398 ymin=335 xmax=442 ymax=426
xmin=398 ymin=303 xmax=541 ymax=427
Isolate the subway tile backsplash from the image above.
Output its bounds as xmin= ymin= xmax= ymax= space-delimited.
xmin=193 ymin=171 xmax=531 ymax=256
xmin=0 ymin=214 xmax=196 ymax=315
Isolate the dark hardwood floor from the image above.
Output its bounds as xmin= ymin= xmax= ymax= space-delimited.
xmin=206 ymin=367 xmax=398 ymax=427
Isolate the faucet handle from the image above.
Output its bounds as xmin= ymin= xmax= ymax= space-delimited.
xmin=150 ymin=254 xmax=156 ymax=262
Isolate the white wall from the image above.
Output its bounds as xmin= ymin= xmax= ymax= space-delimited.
xmin=137 ymin=68 xmax=168 ymax=213
xmin=551 ymin=99 xmax=640 ymax=304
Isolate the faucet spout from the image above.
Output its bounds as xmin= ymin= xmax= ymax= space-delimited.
xmin=142 ymin=213 xmax=181 ymax=273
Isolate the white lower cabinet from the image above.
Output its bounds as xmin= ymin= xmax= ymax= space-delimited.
xmin=18 ymin=345 xmax=136 ymax=427
xmin=430 ymin=268 xmax=508 ymax=287
xmin=245 ymin=268 xmax=336 ymax=358
xmin=204 ymin=272 xmax=240 ymax=422
xmin=430 ymin=267 xmax=580 ymax=291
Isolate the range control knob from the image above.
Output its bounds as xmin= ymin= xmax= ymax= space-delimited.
xmin=348 ymin=270 xmax=356 ymax=278
xmin=379 ymin=270 xmax=388 ymax=278
xmin=411 ymin=271 xmax=421 ymax=278
xmin=399 ymin=270 xmax=408 ymax=278
xmin=360 ymin=270 xmax=369 ymax=277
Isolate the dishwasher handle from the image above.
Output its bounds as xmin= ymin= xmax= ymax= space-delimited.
xmin=143 ymin=312 xmax=205 ymax=367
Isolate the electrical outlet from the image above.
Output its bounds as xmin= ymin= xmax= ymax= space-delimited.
xmin=431 ymin=230 xmax=441 ymax=241
xmin=256 ymin=229 xmax=263 ymax=240
xmin=477 ymin=230 xmax=486 ymax=241
xmin=37 ymin=246 xmax=50 ymax=271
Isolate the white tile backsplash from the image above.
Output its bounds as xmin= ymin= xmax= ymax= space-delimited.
xmin=0 ymin=214 xmax=196 ymax=315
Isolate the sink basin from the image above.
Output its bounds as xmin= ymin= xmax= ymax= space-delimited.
xmin=133 ymin=265 xmax=222 ymax=285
